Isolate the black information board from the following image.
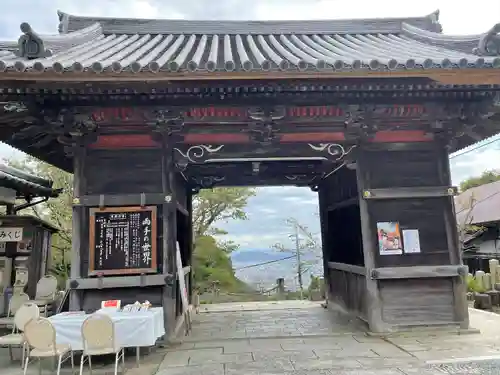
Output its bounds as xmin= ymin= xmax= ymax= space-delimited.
xmin=89 ymin=206 xmax=157 ymax=275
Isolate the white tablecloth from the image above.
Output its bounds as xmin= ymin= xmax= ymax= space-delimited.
xmin=49 ymin=307 xmax=165 ymax=351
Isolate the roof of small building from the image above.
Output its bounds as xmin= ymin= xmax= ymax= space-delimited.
xmin=0 ymin=10 xmax=499 ymax=76
xmin=455 ymin=178 xmax=500 ymax=226
xmin=0 ymin=164 xmax=62 ymax=199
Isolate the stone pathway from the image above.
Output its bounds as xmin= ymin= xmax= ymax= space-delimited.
xmin=156 ymin=301 xmax=500 ymax=375
xmin=3 ymin=301 xmax=500 ymax=374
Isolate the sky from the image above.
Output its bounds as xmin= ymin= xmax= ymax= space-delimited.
xmin=0 ymin=0 xmax=499 ymax=254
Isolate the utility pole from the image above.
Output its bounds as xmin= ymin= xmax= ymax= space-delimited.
xmin=294 ymin=222 xmax=304 ymax=299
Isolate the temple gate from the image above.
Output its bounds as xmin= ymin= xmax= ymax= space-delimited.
xmin=0 ymin=10 xmax=499 ymax=336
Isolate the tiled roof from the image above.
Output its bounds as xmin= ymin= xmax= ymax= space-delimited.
xmin=0 ymin=164 xmax=61 ymax=198
xmin=0 ymin=10 xmax=499 ymax=75
xmin=455 ymin=179 xmax=500 ymax=226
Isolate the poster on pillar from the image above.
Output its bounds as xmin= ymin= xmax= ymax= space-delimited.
xmin=89 ymin=206 xmax=158 ymax=276
xmin=402 ymin=229 xmax=421 ymax=254
xmin=376 ymin=222 xmax=403 ymax=255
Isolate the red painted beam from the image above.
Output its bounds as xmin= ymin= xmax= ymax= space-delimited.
xmin=89 ymin=130 xmax=433 ymax=149
xmin=280 ymin=132 xmax=345 ymax=142
xmin=371 ymin=130 xmax=433 ymax=143
xmin=89 ymin=134 xmax=159 ymax=149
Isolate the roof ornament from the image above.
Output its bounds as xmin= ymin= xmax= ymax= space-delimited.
xmin=474 ymin=24 xmax=500 ymax=56
xmin=15 ymin=23 xmax=52 ymax=59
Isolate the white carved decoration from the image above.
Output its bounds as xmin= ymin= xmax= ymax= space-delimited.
xmin=174 ymin=145 xmax=224 ymax=163
xmin=307 ymin=143 xmax=348 ymax=160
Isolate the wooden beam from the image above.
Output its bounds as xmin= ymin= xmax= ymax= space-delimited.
xmin=362 ymin=186 xmax=457 ymax=200
xmin=75 ymin=193 xmax=172 ymax=207
xmin=1 ymin=68 xmax=500 ymax=85
xmin=326 ymin=197 xmax=358 ymax=211
xmin=370 ymin=265 xmax=468 ymax=280
xmin=328 ymin=262 xmax=367 ymax=276
xmin=67 ymin=274 xmax=171 ymax=290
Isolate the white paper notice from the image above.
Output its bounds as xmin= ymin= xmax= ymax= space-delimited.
xmin=403 ymin=229 xmax=421 ymax=254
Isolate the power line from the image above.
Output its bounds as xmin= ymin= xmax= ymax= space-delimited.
xmin=234 ymin=255 xmax=296 ymax=270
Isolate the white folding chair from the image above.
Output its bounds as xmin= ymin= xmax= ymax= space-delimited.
xmin=23 ymin=317 xmax=74 ymax=375
xmin=0 ymin=293 xmax=30 ymax=328
xmin=0 ymin=302 xmax=39 ymax=365
xmin=32 ymin=275 xmax=58 ymax=316
xmin=80 ymin=314 xmax=125 ymax=375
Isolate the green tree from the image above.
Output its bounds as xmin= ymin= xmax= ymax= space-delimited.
xmin=5 ymin=156 xmax=73 ymax=288
xmin=273 ymin=217 xmax=322 ymax=298
xmin=192 ymin=187 xmax=256 ymax=253
xmin=192 ymin=235 xmax=248 ymax=293
xmin=460 ymin=170 xmax=500 ymax=192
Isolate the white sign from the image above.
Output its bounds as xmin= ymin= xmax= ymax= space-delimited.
xmin=403 ymin=229 xmax=421 ymax=254
xmin=0 ymin=227 xmax=23 ymax=242
xmin=176 ymin=243 xmax=189 ymax=313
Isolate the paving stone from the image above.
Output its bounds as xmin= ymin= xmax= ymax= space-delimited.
xmin=356 ymin=357 xmax=422 ymax=368
xmin=189 ymin=352 xmax=253 ymax=365
xmin=252 ymin=350 xmax=317 ymax=362
xmin=156 ymin=364 xmax=224 ymax=375
xmin=313 ymin=348 xmax=380 ymax=358
xmin=225 ymin=359 xmax=295 ymax=374
xmin=291 ymin=358 xmax=363 ymax=370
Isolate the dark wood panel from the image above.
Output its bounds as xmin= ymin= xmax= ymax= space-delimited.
xmin=365 ymin=149 xmax=441 ymax=189
xmin=328 ymin=269 xmax=367 ymax=320
xmin=85 ymin=150 xmax=163 ymax=195
xmin=369 ymin=199 xmax=450 ymax=267
xmin=322 ymin=166 xmax=358 ymax=205
xmin=380 ymin=278 xmax=455 ymax=324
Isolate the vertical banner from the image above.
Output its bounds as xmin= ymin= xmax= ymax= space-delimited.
xmin=176 ymin=242 xmax=189 ymax=313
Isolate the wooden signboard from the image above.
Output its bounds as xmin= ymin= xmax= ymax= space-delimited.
xmin=89 ymin=206 xmax=157 ymax=276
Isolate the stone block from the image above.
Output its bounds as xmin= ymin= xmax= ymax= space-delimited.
xmin=486 ymin=290 xmax=500 ymax=306
xmin=475 ymin=270 xmax=485 ymax=291
xmin=489 ymin=259 xmax=499 ymax=284
xmin=484 ymin=273 xmax=492 ymax=290
xmin=473 ymin=293 xmax=492 ymax=310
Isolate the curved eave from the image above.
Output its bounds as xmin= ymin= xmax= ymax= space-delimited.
xmin=0 ymin=165 xmax=62 ymax=199
xmin=402 ymin=21 xmax=500 ymax=55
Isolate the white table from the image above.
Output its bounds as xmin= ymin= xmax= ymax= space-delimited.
xmin=49 ymin=307 xmax=165 ymax=364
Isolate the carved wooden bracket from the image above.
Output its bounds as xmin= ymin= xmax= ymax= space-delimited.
xmin=244 ymin=106 xmax=286 ymax=146
xmin=190 ymin=176 xmax=225 ymax=190
xmin=11 ymin=108 xmax=98 ymax=154
xmin=342 ymin=105 xmax=377 ymax=142
xmin=148 ymin=109 xmax=185 ymax=141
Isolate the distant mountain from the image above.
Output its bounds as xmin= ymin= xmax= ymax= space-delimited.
xmin=230 ymin=249 xmax=323 ymax=291
xmin=230 ymin=249 xmax=293 ymax=265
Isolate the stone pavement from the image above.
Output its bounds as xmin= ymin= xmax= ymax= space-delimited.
xmin=156 ymin=301 xmax=500 ymax=375
xmin=3 ymin=301 xmax=500 ymax=374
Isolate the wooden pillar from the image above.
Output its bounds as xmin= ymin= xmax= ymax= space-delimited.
xmin=356 ymin=151 xmax=386 ymax=333
xmin=161 ymin=138 xmax=178 ymax=336
xmin=186 ymin=191 xmax=194 ymax=302
xmin=438 ymin=145 xmax=469 ymax=329
xmin=69 ymin=142 xmax=85 ymax=311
